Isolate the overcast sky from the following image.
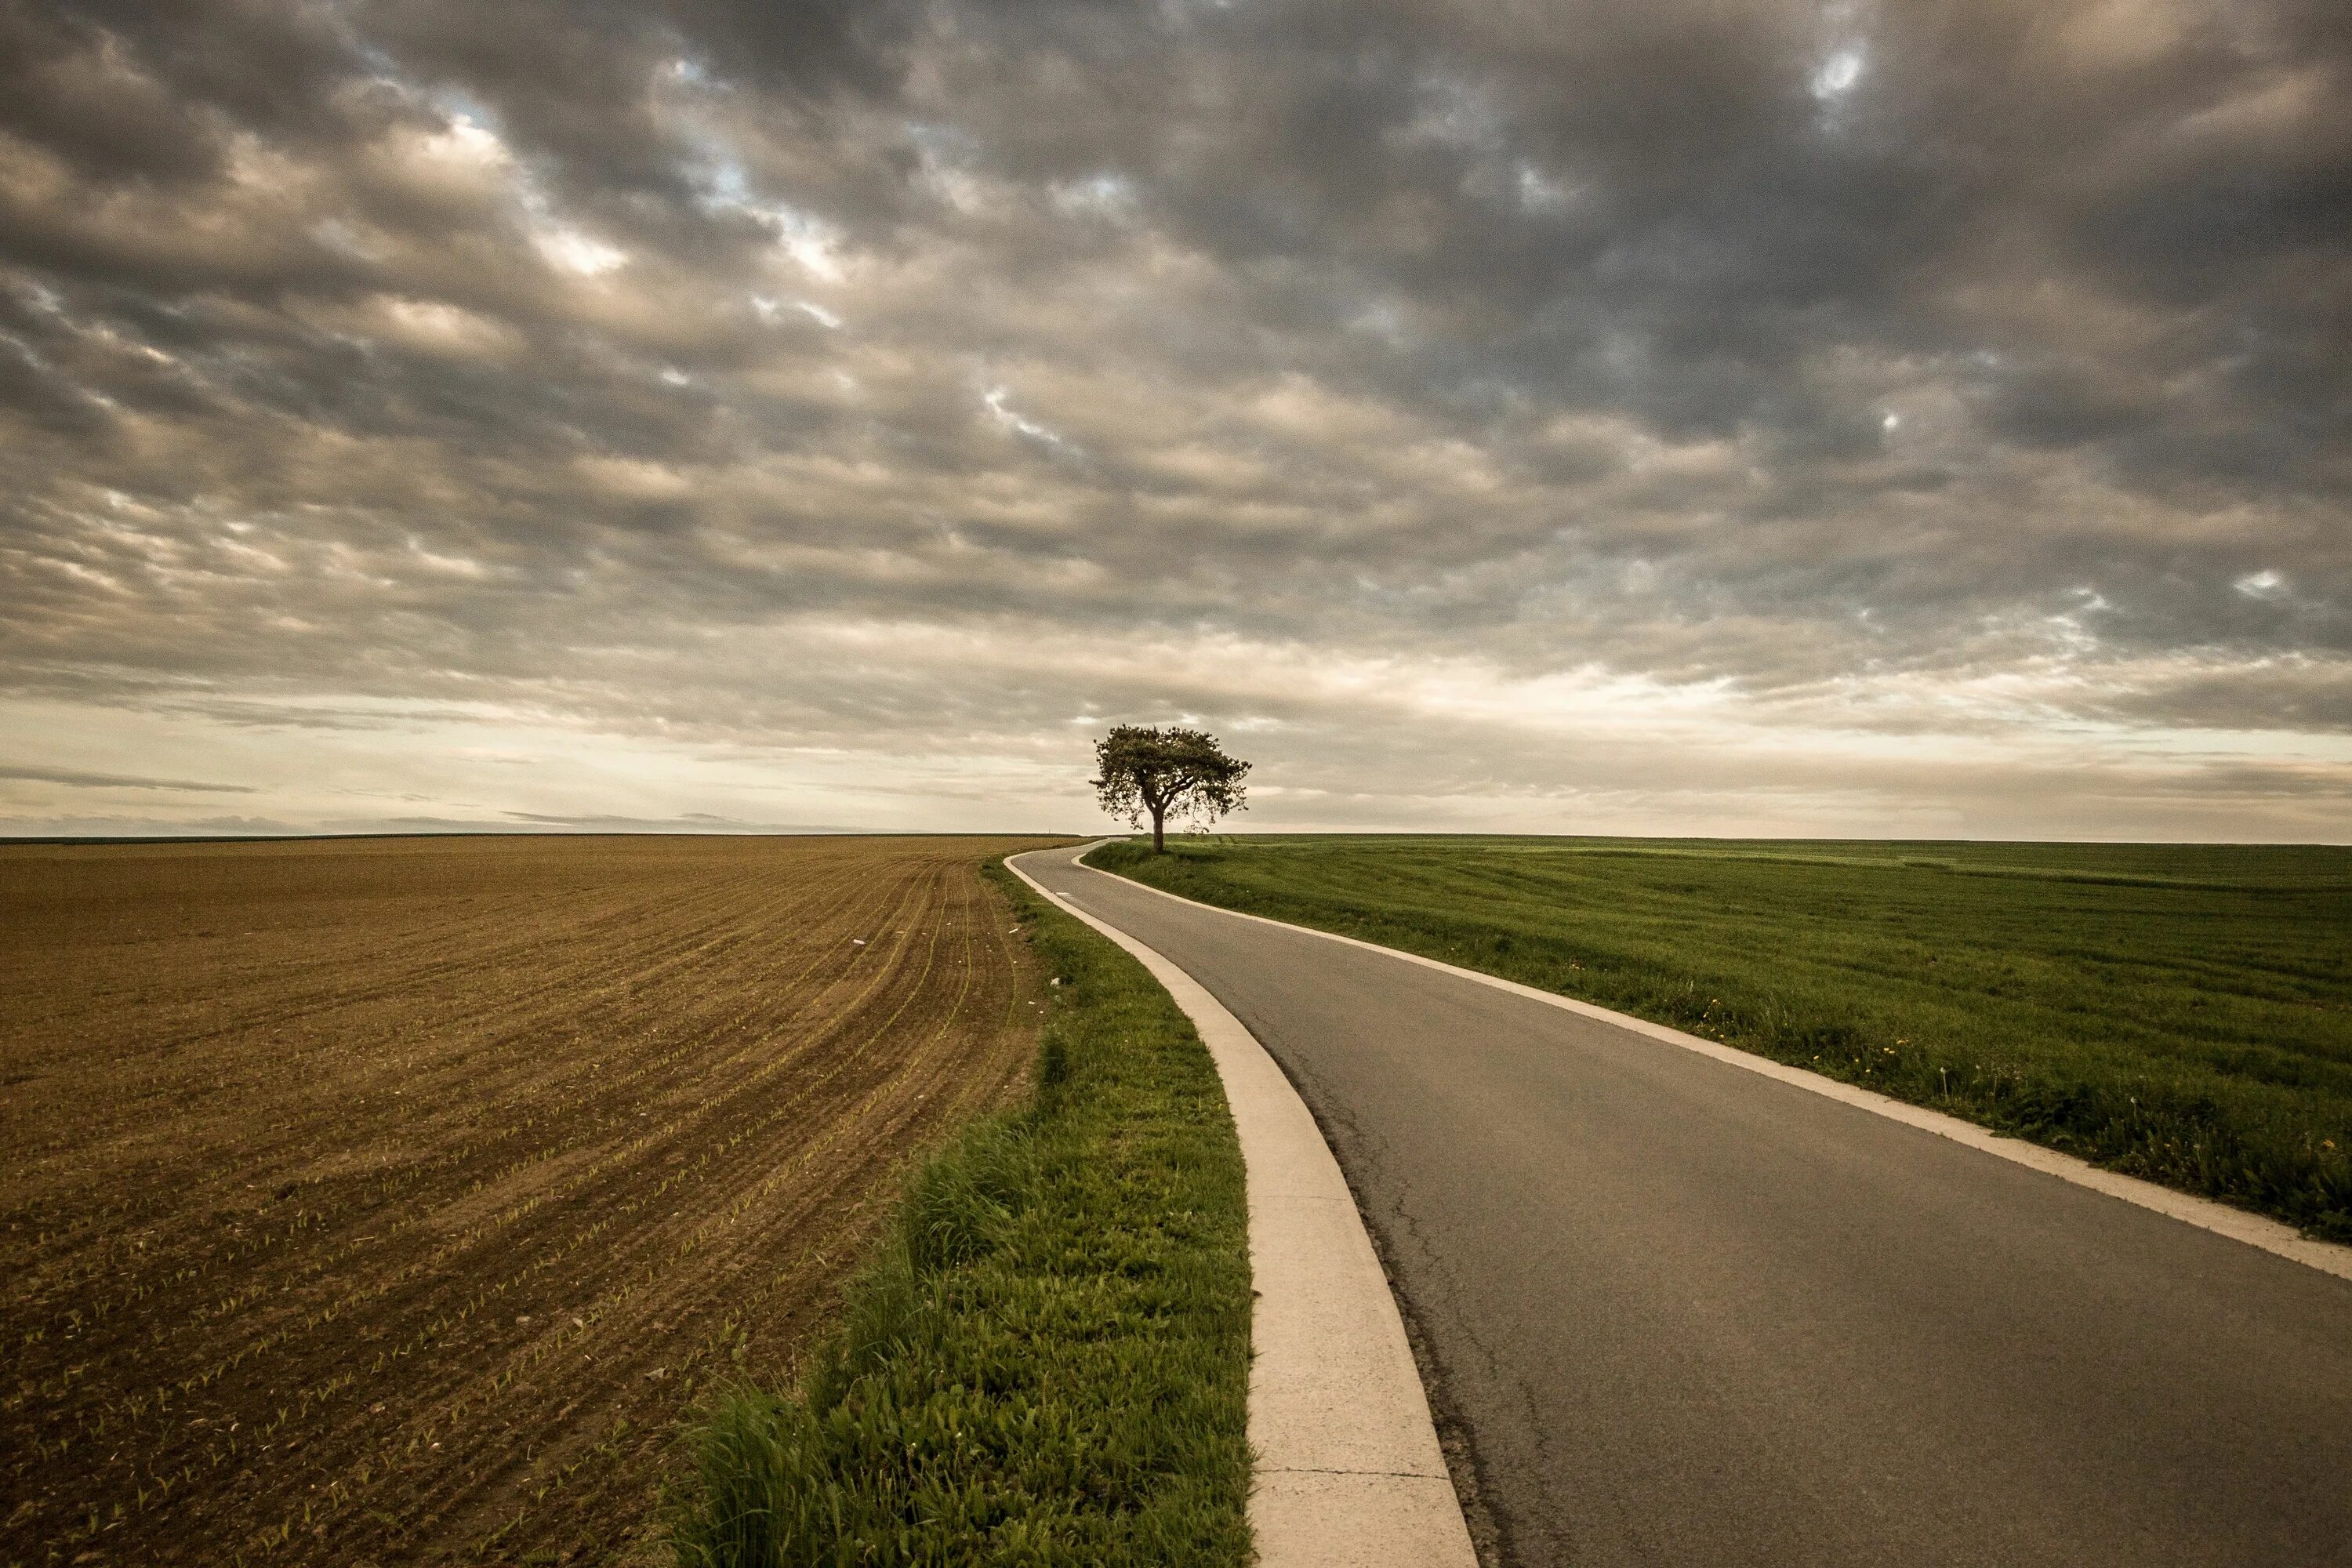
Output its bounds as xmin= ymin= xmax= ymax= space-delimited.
xmin=2 ymin=0 xmax=2347 ymax=840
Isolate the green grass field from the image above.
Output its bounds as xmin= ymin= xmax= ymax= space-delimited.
xmin=1093 ymin=836 xmax=2352 ymax=1244
xmin=670 ymin=858 xmax=1252 ymax=1566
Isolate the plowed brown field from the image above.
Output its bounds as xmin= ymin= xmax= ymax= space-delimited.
xmin=1 ymin=833 xmax=1064 ymax=1567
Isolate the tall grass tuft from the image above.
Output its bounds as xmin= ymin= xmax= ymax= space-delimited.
xmin=670 ymin=861 xmax=1252 ymax=1566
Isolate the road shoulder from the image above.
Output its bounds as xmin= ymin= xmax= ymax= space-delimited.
xmin=1082 ymin=843 xmax=2352 ymax=1287
xmin=1007 ymin=846 xmax=1479 ymax=1568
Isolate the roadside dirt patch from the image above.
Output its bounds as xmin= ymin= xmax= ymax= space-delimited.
xmin=1 ymin=833 xmax=1063 ymax=1566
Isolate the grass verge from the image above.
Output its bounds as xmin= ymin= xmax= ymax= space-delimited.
xmin=668 ymin=857 xmax=1252 ymax=1566
xmin=1094 ymin=835 xmax=2352 ymax=1245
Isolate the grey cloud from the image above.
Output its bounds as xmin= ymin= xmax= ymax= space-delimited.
xmin=0 ymin=0 xmax=2347 ymax=837
xmin=0 ymin=764 xmax=255 ymax=791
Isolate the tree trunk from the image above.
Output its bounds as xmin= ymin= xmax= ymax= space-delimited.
xmin=1150 ymin=804 xmax=1166 ymax=853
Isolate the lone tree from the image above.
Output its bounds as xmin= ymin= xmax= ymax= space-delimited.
xmin=1092 ymin=724 xmax=1250 ymax=853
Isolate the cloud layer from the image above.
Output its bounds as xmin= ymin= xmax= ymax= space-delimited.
xmin=2 ymin=0 xmax=2347 ymax=837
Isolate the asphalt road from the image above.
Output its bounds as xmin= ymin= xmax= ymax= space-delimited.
xmin=1021 ymin=844 xmax=2352 ymax=1568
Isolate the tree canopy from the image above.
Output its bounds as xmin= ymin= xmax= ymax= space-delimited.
xmin=1091 ymin=726 xmax=1250 ymax=852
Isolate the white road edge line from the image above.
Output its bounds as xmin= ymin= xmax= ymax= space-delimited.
xmin=1007 ymin=847 xmax=1479 ymax=1568
xmin=1073 ymin=844 xmax=2352 ymax=1287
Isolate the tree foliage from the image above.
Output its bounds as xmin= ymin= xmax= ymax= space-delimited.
xmin=1091 ymin=726 xmax=1250 ymax=852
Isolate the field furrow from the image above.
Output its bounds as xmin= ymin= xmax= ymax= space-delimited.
xmin=1 ymin=833 xmax=1062 ymax=1567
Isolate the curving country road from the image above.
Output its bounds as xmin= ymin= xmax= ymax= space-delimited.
xmin=1020 ymin=844 xmax=2352 ymax=1568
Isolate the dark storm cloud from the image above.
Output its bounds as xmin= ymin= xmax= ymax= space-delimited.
xmin=1 ymin=0 xmax=2347 ymax=834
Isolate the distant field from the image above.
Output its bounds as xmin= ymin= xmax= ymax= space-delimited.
xmin=1094 ymin=836 xmax=2352 ymax=1243
xmin=2 ymin=834 xmax=1062 ymax=1567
